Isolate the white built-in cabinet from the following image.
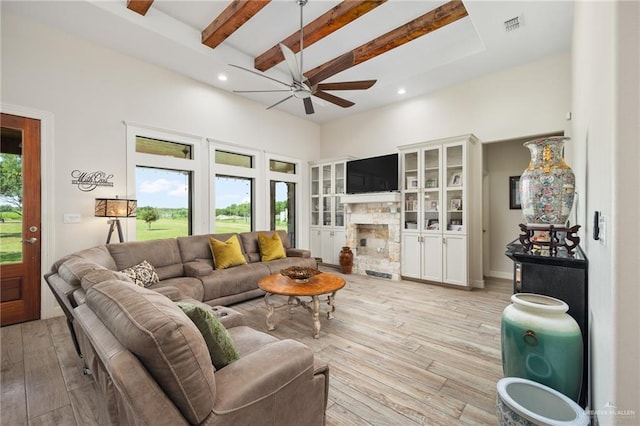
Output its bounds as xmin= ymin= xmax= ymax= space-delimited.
xmin=310 ymin=158 xmax=352 ymax=265
xmin=399 ymin=135 xmax=482 ymax=287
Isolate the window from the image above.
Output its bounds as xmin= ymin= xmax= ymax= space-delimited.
xmin=267 ymin=155 xmax=301 ymax=247
xmin=136 ymin=167 xmax=192 ymax=239
xmin=126 ymin=125 xmax=203 ymax=241
xmin=270 ymin=159 xmax=296 ymax=174
xmin=215 ymin=175 xmax=253 ymax=233
xmin=212 ymin=146 xmax=259 ymax=233
xmin=136 ymin=136 xmax=193 ymax=159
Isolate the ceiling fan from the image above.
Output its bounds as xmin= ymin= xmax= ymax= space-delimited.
xmin=229 ymin=0 xmax=376 ymax=115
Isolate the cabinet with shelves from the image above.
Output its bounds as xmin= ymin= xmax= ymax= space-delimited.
xmin=309 ymin=158 xmax=352 ymax=265
xmin=399 ymin=135 xmax=482 ymax=287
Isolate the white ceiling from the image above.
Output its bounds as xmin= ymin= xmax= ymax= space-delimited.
xmin=2 ymin=0 xmax=573 ymax=124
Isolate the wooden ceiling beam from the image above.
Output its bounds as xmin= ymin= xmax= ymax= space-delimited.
xmin=127 ymin=0 xmax=154 ymax=16
xmin=202 ymin=0 xmax=271 ymax=49
xmin=254 ymin=0 xmax=387 ymax=72
xmin=306 ymin=0 xmax=468 ymax=85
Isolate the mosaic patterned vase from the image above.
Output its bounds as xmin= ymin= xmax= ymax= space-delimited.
xmin=520 ymin=137 xmax=575 ymax=225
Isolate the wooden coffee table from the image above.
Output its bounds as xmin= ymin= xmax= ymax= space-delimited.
xmin=258 ymin=272 xmax=346 ymax=339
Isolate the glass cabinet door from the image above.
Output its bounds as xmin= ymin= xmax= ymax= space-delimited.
xmin=422 ymin=147 xmax=440 ymax=232
xmin=322 ymin=196 xmax=332 ymax=226
xmin=311 ymin=166 xmax=320 ymax=226
xmin=445 ymin=144 xmax=464 ymax=232
xmin=322 ymin=164 xmax=332 ymax=195
xmin=402 ymin=151 xmax=419 ymax=230
xmin=334 ymin=162 xmax=345 ymax=195
xmin=333 ymin=162 xmax=345 ymax=227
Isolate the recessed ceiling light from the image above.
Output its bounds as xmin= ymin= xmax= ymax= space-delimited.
xmin=397 ymin=88 xmax=406 ymax=95
xmin=218 ymin=74 xmax=228 ymax=82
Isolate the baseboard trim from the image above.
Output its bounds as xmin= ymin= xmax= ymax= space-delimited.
xmin=487 ymin=270 xmax=512 ymax=280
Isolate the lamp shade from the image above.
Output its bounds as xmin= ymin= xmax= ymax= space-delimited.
xmin=95 ymin=198 xmax=137 ymax=218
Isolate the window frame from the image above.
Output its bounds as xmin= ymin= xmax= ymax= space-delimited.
xmin=125 ymin=123 xmax=208 ymax=239
xmin=265 ymin=152 xmax=302 ymax=246
xmin=209 ymin=141 xmax=262 ymax=232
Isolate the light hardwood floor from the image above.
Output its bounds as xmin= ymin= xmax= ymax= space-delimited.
xmin=1 ymin=271 xmax=512 ymax=426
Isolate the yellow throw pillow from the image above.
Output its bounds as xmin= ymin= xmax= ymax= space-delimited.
xmin=257 ymin=232 xmax=286 ymax=262
xmin=209 ymin=235 xmax=247 ymax=270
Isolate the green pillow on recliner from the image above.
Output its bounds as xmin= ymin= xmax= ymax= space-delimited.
xmin=176 ymin=302 xmax=239 ymax=369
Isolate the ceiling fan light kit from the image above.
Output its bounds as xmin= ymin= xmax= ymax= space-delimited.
xmin=230 ymin=0 xmax=377 ymax=115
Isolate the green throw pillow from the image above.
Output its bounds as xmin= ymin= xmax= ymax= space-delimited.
xmin=209 ymin=235 xmax=247 ymax=270
xmin=257 ymin=232 xmax=286 ymax=262
xmin=176 ymin=302 xmax=240 ymax=369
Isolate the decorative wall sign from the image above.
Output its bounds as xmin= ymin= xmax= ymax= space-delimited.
xmin=71 ymin=170 xmax=114 ymax=192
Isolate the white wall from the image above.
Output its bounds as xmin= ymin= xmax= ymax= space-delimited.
xmin=484 ymin=139 xmax=531 ymax=279
xmin=1 ymin=12 xmax=321 ymax=319
xmin=320 ymin=52 xmax=571 ymax=159
xmin=572 ymin=1 xmax=639 ymax=423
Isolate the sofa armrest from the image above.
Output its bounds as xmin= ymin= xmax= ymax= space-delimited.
xmin=153 ymin=286 xmax=183 ymax=301
xmin=214 ymin=339 xmax=314 ymax=412
xmin=285 ymin=248 xmax=311 ymax=258
xmin=184 ymin=261 xmax=214 ymax=277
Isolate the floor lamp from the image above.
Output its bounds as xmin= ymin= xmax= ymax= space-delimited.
xmin=95 ymin=197 xmax=137 ymax=243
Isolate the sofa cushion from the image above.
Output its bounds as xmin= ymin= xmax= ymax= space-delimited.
xmin=58 ymin=256 xmax=109 ymax=288
xmin=85 ymin=280 xmax=216 ymax=425
xmin=150 ymin=277 xmax=204 ymax=302
xmin=81 ymin=268 xmax=133 ymax=292
xmin=177 ymin=233 xmax=238 ymax=263
xmin=119 ymin=260 xmax=160 ymax=288
xmin=239 ymin=230 xmax=291 ymax=263
xmin=108 ymin=239 xmax=184 ymax=280
xmin=257 ymin=232 xmax=286 ymax=262
xmin=209 ymin=235 xmax=247 ymax=270
xmin=176 ymin=302 xmax=240 ymax=370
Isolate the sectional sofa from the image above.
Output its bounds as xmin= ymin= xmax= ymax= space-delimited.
xmin=45 ymin=230 xmax=316 ymax=354
xmin=45 ymin=230 xmax=328 ymax=424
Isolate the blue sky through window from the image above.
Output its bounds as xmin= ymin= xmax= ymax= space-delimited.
xmin=135 ymin=168 xmax=286 ymax=209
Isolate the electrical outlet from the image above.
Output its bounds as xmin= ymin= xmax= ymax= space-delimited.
xmin=63 ymin=213 xmax=81 ymax=224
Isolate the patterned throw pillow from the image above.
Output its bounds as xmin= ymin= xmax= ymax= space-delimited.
xmin=119 ymin=260 xmax=159 ymax=288
xmin=209 ymin=235 xmax=247 ymax=270
xmin=257 ymin=232 xmax=286 ymax=262
xmin=176 ymin=302 xmax=240 ymax=369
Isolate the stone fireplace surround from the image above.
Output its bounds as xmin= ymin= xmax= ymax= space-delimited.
xmin=341 ymin=192 xmax=402 ymax=280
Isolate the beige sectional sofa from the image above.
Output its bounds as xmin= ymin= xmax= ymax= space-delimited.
xmin=45 ymin=230 xmax=316 ymax=354
xmin=45 ymin=230 xmax=329 ymax=425
xmin=74 ymin=280 xmax=329 ymax=425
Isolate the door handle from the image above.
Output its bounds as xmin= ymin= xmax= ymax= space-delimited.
xmin=22 ymin=237 xmax=38 ymax=244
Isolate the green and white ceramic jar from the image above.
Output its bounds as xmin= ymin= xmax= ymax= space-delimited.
xmin=501 ymin=293 xmax=583 ymax=402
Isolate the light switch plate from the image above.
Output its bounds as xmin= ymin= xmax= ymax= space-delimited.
xmin=63 ymin=213 xmax=81 ymax=224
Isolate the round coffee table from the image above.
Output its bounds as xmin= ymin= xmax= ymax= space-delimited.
xmin=258 ymin=272 xmax=346 ymax=339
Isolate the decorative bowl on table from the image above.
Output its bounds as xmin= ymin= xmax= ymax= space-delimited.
xmin=280 ymin=266 xmax=321 ymax=283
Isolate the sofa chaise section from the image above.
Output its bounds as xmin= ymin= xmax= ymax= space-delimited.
xmin=75 ymin=279 xmax=329 ymax=425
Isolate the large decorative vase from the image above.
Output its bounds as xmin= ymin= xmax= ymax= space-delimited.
xmin=501 ymin=293 xmax=583 ymax=402
xmin=338 ymin=246 xmax=353 ymax=274
xmin=520 ymin=137 xmax=575 ymax=225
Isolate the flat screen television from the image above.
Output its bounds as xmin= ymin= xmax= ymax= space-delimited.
xmin=346 ymin=153 xmax=399 ymax=194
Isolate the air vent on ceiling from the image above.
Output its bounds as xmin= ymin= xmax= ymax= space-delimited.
xmin=504 ymin=15 xmax=524 ymax=32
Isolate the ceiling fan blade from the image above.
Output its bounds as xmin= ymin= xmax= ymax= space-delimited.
xmin=266 ymin=95 xmax=294 ymax=110
xmin=279 ymin=43 xmax=300 ymax=82
xmin=316 ymin=80 xmax=377 ymax=91
xmin=229 ymin=63 xmax=292 ymax=88
xmin=303 ymin=97 xmax=314 ymax=115
xmin=233 ymin=89 xmax=291 ymax=93
xmin=313 ymin=90 xmax=355 ymax=108
xmin=306 ymin=52 xmax=354 ymax=86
